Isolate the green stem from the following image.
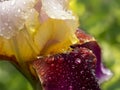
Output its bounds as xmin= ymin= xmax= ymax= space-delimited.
xmin=34 ymin=81 xmax=43 ymax=90
xmin=12 ymin=62 xmax=43 ymax=90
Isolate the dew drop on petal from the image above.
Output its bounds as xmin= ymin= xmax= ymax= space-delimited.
xmin=17 ymin=9 xmax=21 ymax=13
xmin=50 ymin=63 xmax=54 ymax=67
xmin=61 ymin=85 xmax=64 ymax=88
xmin=82 ymin=87 xmax=86 ymax=90
xmin=58 ymin=57 xmax=64 ymax=63
xmin=48 ymin=76 xmax=52 ymax=80
xmin=75 ymin=58 xmax=81 ymax=64
xmin=9 ymin=27 xmax=12 ymax=30
xmin=69 ymin=85 xmax=73 ymax=90
xmin=4 ymin=22 xmax=8 ymax=26
xmin=23 ymin=1 xmax=26 ymax=5
xmin=80 ymin=71 xmax=84 ymax=74
xmin=2 ymin=6 xmax=5 ymax=10
xmin=41 ymin=71 xmax=45 ymax=76
xmin=67 ymin=76 xmax=70 ymax=80
xmin=11 ymin=0 xmax=15 ymax=6
xmin=72 ymin=65 xmax=75 ymax=69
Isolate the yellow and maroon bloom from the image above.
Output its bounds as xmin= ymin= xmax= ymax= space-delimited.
xmin=32 ymin=29 xmax=112 ymax=90
xmin=0 ymin=0 xmax=112 ymax=90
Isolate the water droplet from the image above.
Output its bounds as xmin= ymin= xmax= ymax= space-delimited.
xmin=72 ymin=65 xmax=75 ymax=69
xmin=17 ymin=9 xmax=21 ymax=13
xmin=91 ymin=69 xmax=95 ymax=76
xmin=86 ymin=78 xmax=89 ymax=81
xmin=4 ymin=23 xmax=8 ymax=26
xmin=68 ymin=77 xmax=71 ymax=81
xmin=71 ymin=72 xmax=73 ymax=75
xmin=81 ymin=54 xmax=87 ymax=58
xmin=37 ymin=56 xmax=43 ymax=59
xmin=80 ymin=71 xmax=84 ymax=74
xmin=58 ymin=57 xmax=64 ymax=63
xmin=48 ymin=76 xmax=52 ymax=80
xmin=51 ymin=63 xmax=54 ymax=67
xmin=75 ymin=58 xmax=81 ymax=64
xmin=15 ymin=14 xmax=18 ymax=17
xmin=61 ymin=85 xmax=64 ymax=88
xmin=51 ymin=57 xmax=54 ymax=61
xmin=11 ymin=0 xmax=15 ymax=6
xmin=8 ymin=26 xmax=12 ymax=30
xmin=82 ymin=86 xmax=85 ymax=90
xmin=23 ymin=1 xmax=26 ymax=5
xmin=69 ymin=85 xmax=73 ymax=90
xmin=52 ymin=6 xmax=57 ymax=10
xmin=41 ymin=71 xmax=45 ymax=76
xmin=68 ymin=60 xmax=71 ymax=63
xmin=62 ymin=75 xmax=65 ymax=78
xmin=84 ymin=65 xmax=88 ymax=69
xmin=2 ymin=6 xmax=5 ymax=10
xmin=76 ymin=76 xmax=78 ymax=78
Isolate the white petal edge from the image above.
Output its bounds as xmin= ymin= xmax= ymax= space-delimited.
xmin=98 ymin=64 xmax=113 ymax=84
xmin=41 ymin=0 xmax=75 ymax=20
xmin=0 ymin=0 xmax=36 ymax=39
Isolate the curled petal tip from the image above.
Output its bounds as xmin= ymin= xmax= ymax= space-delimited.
xmin=97 ymin=64 xmax=113 ymax=84
xmin=75 ymin=29 xmax=112 ymax=84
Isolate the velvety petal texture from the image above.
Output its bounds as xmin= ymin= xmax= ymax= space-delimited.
xmin=33 ymin=46 xmax=100 ymax=90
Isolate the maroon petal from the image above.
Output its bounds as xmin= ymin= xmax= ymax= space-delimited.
xmin=33 ymin=47 xmax=100 ymax=90
xmin=75 ymin=29 xmax=112 ymax=83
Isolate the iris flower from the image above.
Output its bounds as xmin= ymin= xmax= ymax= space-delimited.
xmin=0 ymin=0 xmax=112 ymax=90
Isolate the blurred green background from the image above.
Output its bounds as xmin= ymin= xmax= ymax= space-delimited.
xmin=0 ymin=0 xmax=120 ymax=90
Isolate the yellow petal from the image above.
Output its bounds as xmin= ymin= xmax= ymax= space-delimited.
xmin=0 ymin=0 xmax=79 ymax=80
xmin=0 ymin=0 xmax=79 ymax=60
